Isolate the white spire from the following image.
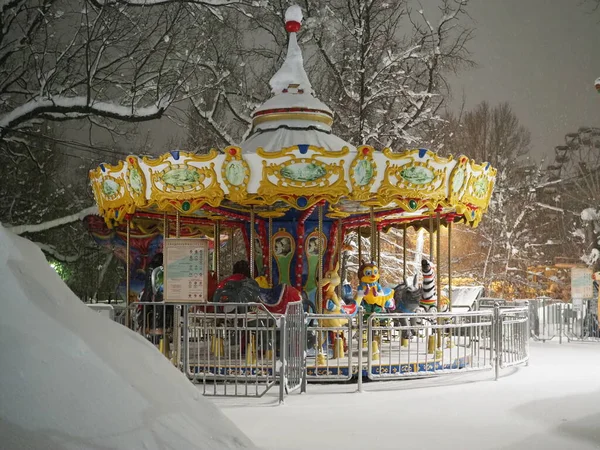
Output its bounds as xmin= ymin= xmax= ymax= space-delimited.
xmin=269 ymin=5 xmax=314 ymax=96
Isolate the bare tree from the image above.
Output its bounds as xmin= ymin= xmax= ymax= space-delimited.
xmin=186 ymin=0 xmax=475 ymax=148
xmin=0 ymin=0 xmax=246 ymax=298
xmin=432 ymin=101 xmax=546 ymax=295
xmin=0 ymin=0 xmax=242 ymax=153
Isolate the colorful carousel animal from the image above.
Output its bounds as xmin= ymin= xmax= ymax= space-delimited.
xmin=355 ymin=261 xmax=395 ymax=318
xmin=211 ymin=260 xmax=303 ymax=315
xmin=420 ymin=258 xmax=437 ymax=312
xmin=392 ymin=274 xmax=422 ymax=339
xmin=318 ymin=262 xmax=358 ymax=357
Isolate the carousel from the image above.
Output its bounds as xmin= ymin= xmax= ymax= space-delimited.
xmin=88 ymin=6 xmax=496 ymax=380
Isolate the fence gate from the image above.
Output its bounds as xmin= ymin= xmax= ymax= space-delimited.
xmin=496 ymin=306 xmax=529 ymax=373
xmin=279 ymin=301 xmax=305 ymax=401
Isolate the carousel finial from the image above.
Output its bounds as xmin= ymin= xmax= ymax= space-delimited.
xmin=269 ymin=5 xmax=313 ymax=95
xmin=285 ymin=4 xmax=302 ymax=32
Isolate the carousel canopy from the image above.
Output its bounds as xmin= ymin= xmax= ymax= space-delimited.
xmin=89 ymin=5 xmax=496 ymax=231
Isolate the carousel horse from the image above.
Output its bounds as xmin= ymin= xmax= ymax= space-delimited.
xmin=211 ymin=260 xmax=304 ymax=315
xmin=355 ymin=261 xmax=395 ymax=317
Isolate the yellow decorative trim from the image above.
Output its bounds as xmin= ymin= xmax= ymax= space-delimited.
xmin=257 ymin=145 xmax=350 ymax=159
xmin=448 ymin=156 xmax=469 ymax=204
xmin=149 ymin=161 xmax=224 ymax=214
xmin=142 ymin=150 xmax=219 ymax=167
xmin=349 ymin=146 xmax=378 ymax=201
xmin=257 ymin=210 xmax=287 ymax=219
xmin=221 ymin=146 xmax=250 ymax=203
xmin=252 ymin=112 xmax=333 ymax=129
xmin=326 ymin=211 xmax=350 ymax=219
xmin=126 ymin=156 xmax=147 ymax=208
xmin=382 ymin=148 xmax=453 ymax=165
xmin=257 ymin=155 xmax=349 ymax=209
xmin=461 ymin=161 xmax=496 ymax=211
xmin=89 ymin=162 xmax=137 ymax=226
xmin=379 ymin=158 xmax=448 ymax=205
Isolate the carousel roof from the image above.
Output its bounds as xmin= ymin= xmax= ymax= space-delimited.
xmin=243 ymin=5 xmax=344 ymax=154
xmin=88 ymin=5 xmax=496 ymax=231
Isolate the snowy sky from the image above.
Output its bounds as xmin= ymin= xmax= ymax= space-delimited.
xmin=445 ymin=0 xmax=600 ymax=163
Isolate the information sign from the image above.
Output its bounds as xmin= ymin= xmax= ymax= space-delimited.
xmin=164 ymin=238 xmax=209 ymax=303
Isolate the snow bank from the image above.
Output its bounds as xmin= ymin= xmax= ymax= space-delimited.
xmin=0 ymin=226 xmax=255 ymax=450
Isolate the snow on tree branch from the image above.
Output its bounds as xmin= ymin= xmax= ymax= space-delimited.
xmin=34 ymin=241 xmax=83 ymax=263
xmin=0 ymin=96 xmax=172 ymax=139
xmin=6 ymin=206 xmax=99 ymax=235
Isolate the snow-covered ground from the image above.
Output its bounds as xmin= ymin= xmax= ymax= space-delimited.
xmin=214 ymin=341 xmax=600 ymax=450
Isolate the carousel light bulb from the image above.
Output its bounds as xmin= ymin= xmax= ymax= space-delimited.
xmin=596 ymin=77 xmax=600 ymax=94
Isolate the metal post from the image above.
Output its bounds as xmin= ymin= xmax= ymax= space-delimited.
xmin=337 ymin=219 xmax=342 ymax=297
xmin=250 ymin=207 xmax=255 ymax=279
xmin=182 ymin=306 xmax=189 ymax=375
xmin=317 ymin=204 xmax=323 ymax=314
xmin=377 ymin=225 xmax=381 ymax=269
xmin=436 ymin=210 xmax=441 ymax=312
xmin=125 ymin=218 xmax=131 ymax=328
xmin=402 ymin=224 xmax=407 ymax=281
xmin=370 ymin=207 xmax=376 ymax=262
xmin=279 ymin=316 xmax=287 ymax=404
xmin=230 ymin=227 xmax=234 ymax=276
xmin=435 ymin=210 xmax=442 ymax=349
xmin=358 ymin=227 xmax=362 ymax=263
xmin=494 ymin=302 xmax=500 ymax=381
xmin=215 ymin=220 xmax=221 ymax=281
xmin=357 ymin=308 xmax=363 ymax=393
xmin=429 ymin=213 xmax=434 ymax=262
xmin=268 ymin=217 xmax=273 ymax=286
xmin=559 ymin=302 xmax=563 ymax=345
xmin=301 ymin=311 xmax=307 ymax=394
xmin=174 ymin=211 xmax=181 ymax=368
xmin=448 ymin=219 xmax=452 ymax=312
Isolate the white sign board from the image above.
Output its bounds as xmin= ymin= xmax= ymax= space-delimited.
xmin=572 ymin=298 xmax=584 ymax=312
xmin=571 ymin=267 xmax=593 ymax=300
xmin=164 ymin=238 xmax=209 ymax=303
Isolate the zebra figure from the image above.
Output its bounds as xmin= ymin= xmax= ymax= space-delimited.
xmin=420 ymin=258 xmax=437 ymax=312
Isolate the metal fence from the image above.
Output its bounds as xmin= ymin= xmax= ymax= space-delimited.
xmin=366 ymin=310 xmax=495 ymax=380
xmin=496 ymin=306 xmax=529 ymax=376
xmin=304 ymin=312 xmax=355 ymax=382
xmin=117 ymin=300 xmax=531 ymax=402
xmin=527 ymin=297 xmax=600 ymax=342
xmin=280 ymin=301 xmax=305 ymax=398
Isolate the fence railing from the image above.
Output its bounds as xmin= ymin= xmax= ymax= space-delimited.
xmin=496 ymin=306 xmax=529 ymax=375
xmin=117 ymin=300 xmax=531 ymax=402
xmin=366 ymin=310 xmax=495 ymax=380
xmin=526 ymin=297 xmax=600 ymax=342
xmin=304 ymin=312 xmax=355 ymax=381
xmin=281 ymin=301 xmax=305 ymax=397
